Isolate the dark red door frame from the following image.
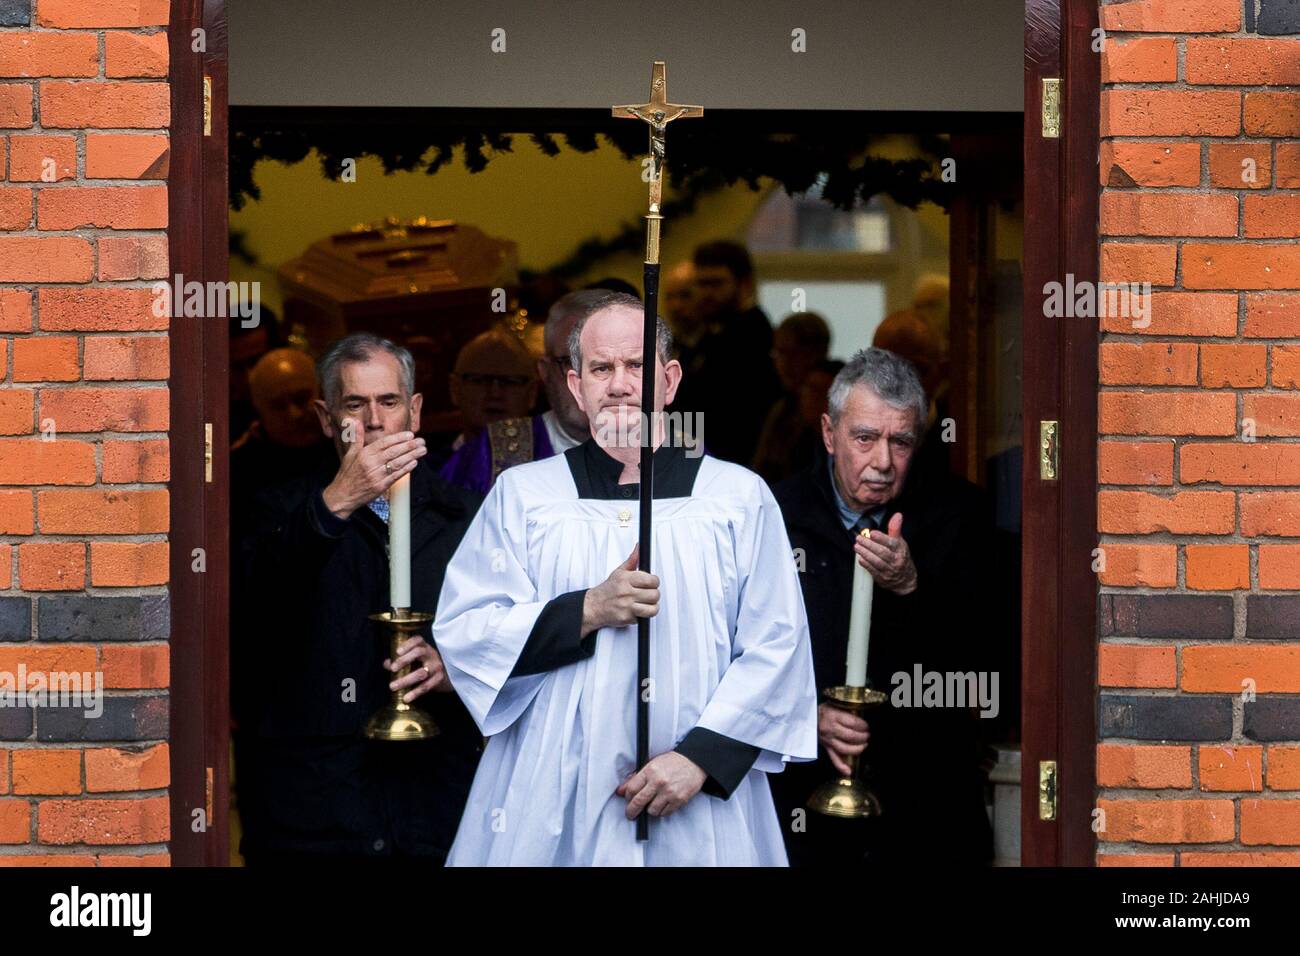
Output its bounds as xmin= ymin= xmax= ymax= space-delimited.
xmin=167 ymin=0 xmax=1099 ymax=866
xmin=168 ymin=0 xmax=230 ymax=866
xmin=1021 ymin=0 xmax=1100 ymax=866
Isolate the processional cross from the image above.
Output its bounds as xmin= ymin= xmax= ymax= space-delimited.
xmin=611 ymin=61 xmax=701 ymax=843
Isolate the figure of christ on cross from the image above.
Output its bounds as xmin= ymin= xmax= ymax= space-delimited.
xmin=614 ymin=61 xmax=702 ymax=211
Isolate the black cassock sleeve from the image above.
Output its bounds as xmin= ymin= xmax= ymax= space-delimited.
xmin=509 ymin=589 xmax=597 ymax=677
xmin=675 ymin=727 xmax=762 ymax=800
xmin=508 ymin=592 xmax=761 ymax=799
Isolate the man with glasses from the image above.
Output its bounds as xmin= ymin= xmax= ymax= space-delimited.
xmin=438 ymin=291 xmax=601 ymax=494
xmin=442 ymin=328 xmax=538 ymax=452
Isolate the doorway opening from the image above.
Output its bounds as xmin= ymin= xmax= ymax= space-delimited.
xmin=222 ymin=105 xmax=1026 ymax=865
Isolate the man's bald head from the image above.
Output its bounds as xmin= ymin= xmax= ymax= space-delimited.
xmin=665 ymin=260 xmax=694 ymax=293
xmin=248 ymin=348 xmax=322 ymax=448
xmin=250 ymin=347 xmax=315 ymax=400
xmin=912 ymin=273 xmax=950 ymax=352
xmin=450 ymin=328 xmax=538 ymax=432
xmin=913 ymin=274 xmax=949 ymax=313
xmin=873 ymin=309 xmax=942 ymax=395
xmin=453 ymin=329 xmax=534 ymax=377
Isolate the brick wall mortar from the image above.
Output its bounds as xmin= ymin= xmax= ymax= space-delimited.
xmin=0 ymin=0 xmax=171 ymax=865
xmin=1097 ymin=0 xmax=1300 ymax=865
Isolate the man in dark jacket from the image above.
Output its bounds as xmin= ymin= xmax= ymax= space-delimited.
xmin=670 ymin=240 xmax=782 ymax=465
xmin=233 ymin=332 xmax=483 ymax=867
xmin=771 ymin=347 xmax=994 ymax=867
xmin=230 ymin=347 xmax=333 ymax=545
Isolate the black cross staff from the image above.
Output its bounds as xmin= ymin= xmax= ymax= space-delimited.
xmin=612 ymin=61 xmax=702 ymax=842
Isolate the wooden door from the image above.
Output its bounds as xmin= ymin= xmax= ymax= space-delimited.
xmin=1021 ymin=0 xmax=1101 ymax=866
xmin=168 ymin=0 xmax=230 ymax=866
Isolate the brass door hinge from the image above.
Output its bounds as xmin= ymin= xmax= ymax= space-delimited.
xmin=1039 ymin=760 xmax=1058 ymax=821
xmin=204 ymin=423 xmax=213 ymax=483
xmin=1040 ymin=420 xmax=1059 ymax=480
xmin=203 ymin=75 xmax=212 ymax=136
xmin=1041 ymin=78 xmax=1061 ymax=138
xmin=205 ymin=766 xmax=214 ymax=822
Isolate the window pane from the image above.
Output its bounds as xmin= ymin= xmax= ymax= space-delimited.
xmin=758 ymin=281 xmax=887 ymax=361
xmin=747 ymin=181 xmax=891 ymax=253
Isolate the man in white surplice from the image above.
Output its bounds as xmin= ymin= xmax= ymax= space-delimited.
xmin=433 ymin=291 xmax=818 ymax=866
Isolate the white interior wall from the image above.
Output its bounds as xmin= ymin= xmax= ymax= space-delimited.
xmin=229 ymin=0 xmax=1024 ymax=112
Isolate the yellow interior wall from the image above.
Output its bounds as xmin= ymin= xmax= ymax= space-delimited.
xmin=228 ymin=134 xmax=972 ymax=321
xmin=996 ymin=202 xmax=1025 ymax=263
xmin=229 ymin=138 xmax=774 ymax=315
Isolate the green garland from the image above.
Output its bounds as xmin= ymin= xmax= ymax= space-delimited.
xmin=230 ymin=121 xmax=953 ymax=280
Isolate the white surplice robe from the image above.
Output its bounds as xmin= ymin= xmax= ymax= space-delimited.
xmin=432 ymin=450 xmax=819 ymax=866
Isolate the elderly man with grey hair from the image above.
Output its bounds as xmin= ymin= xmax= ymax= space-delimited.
xmin=770 ymin=346 xmax=994 ymax=868
xmin=233 ymin=332 xmax=484 ymax=868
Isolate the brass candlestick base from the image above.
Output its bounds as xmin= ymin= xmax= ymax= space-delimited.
xmin=365 ymin=609 xmax=439 ymax=741
xmin=807 ymin=684 xmax=887 ymax=819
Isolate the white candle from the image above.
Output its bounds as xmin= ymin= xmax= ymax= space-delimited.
xmin=845 ymin=529 xmax=873 ymax=686
xmin=389 ymin=473 xmax=411 ymax=610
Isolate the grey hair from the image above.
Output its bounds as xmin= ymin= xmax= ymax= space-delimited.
xmin=317 ymin=332 xmax=417 ymax=408
xmin=566 ymin=290 xmax=673 ymax=373
xmin=828 ymin=347 xmax=928 ymax=434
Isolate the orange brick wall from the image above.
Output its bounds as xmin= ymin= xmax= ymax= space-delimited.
xmin=3 ymin=0 xmax=1296 ymax=868
xmin=0 ymin=0 xmax=170 ymax=865
xmin=1097 ymin=0 xmax=1300 ymax=866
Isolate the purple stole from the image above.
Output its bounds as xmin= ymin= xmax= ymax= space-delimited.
xmin=438 ymin=415 xmax=556 ymax=495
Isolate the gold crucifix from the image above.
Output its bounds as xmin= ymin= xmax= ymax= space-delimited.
xmin=611 ymin=61 xmax=703 ymax=847
xmin=613 ymin=61 xmax=702 ymax=263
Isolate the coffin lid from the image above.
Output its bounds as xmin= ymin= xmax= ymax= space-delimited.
xmin=278 ymin=216 xmax=519 ymax=307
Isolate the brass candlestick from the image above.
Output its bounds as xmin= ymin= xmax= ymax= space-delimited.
xmin=807 ymin=684 xmax=887 ymax=818
xmin=365 ymin=608 xmax=438 ymax=741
